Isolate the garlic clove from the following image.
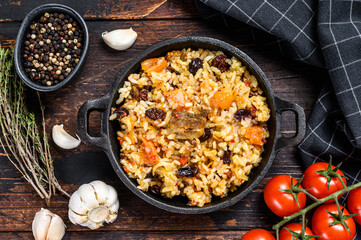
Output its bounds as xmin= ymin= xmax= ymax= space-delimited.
xmin=52 ymin=124 xmax=81 ymax=150
xmin=102 ymin=28 xmax=137 ymax=51
xmin=68 ymin=191 xmax=89 ymax=215
xmin=47 ymin=214 xmax=66 ymax=240
xmin=89 ymin=180 xmax=109 ymax=204
xmin=84 ymin=221 xmax=104 ymax=230
xmin=32 ymin=208 xmax=52 ymax=240
xmin=68 ymin=209 xmax=88 ymax=225
xmin=105 ymin=184 xmax=118 ymax=207
xmin=106 ymin=212 xmax=118 ymax=224
xmin=108 ymin=199 xmax=120 ymax=214
xmin=77 ymin=183 xmax=100 ymax=210
xmin=106 ymin=200 xmax=119 ymax=224
xmin=32 ymin=208 xmax=65 ymax=240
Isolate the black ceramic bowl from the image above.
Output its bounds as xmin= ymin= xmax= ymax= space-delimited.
xmin=77 ymin=37 xmax=306 ymax=214
xmin=14 ymin=3 xmax=89 ymax=92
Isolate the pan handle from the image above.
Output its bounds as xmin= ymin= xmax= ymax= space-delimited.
xmin=77 ymin=94 xmax=111 ymax=150
xmin=274 ymin=97 xmax=306 ymax=152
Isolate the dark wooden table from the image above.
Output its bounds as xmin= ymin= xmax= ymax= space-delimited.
xmin=0 ymin=0 xmax=328 ymax=239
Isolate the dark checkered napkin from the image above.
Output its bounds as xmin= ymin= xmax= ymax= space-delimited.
xmin=196 ymin=0 xmax=361 ymax=237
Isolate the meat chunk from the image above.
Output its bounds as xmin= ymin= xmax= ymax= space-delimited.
xmin=168 ymin=111 xmax=208 ymax=139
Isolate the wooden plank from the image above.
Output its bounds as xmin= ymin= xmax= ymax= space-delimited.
xmin=0 ymin=0 xmax=199 ymax=22
xmin=0 ymin=231 xmax=252 ymax=239
xmin=0 ymin=148 xmax=303 ymax=232
xmin=0 ymin=16 xmax=324 ymax=235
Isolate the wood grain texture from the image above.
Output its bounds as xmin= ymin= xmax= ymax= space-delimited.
xmin=0 ymin=0 xmax=198 ymax=22
xmin=0 ymin=0 xmax=327 ymax=238
xmin=0 ymin=231 xmax=250 ymax=239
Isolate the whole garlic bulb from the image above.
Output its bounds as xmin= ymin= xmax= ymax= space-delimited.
xmin=32 ymin=208 xmax=66 ymax=240
xmin=68 ymin=180 xmax=119 ymax=230
xmin=102 ymin=28 xmax=137 ymax=51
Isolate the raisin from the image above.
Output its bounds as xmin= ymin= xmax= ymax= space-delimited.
xmin=149 ymin=185 xmax=161 ymax=195
xmin=234 ymin=109 xmax=251 ymax=121
xmin=114 ymin=107 xmax=129 ymax=119
xmin=139 ymin=85 xmax=153 ymax=101
xmin=170 ymin=84 xmax=178 ymax=89
xmin=168 ymin=67 xmax=181 ymax=75
xmin=146 ymin=171 xmax=158 ymax=180
xmin=130 ymin=87 xmax=139 ymax=100
xmin=249 ymin=89 xmax=258 ymax=97
xmin=143 ymin=85 xmax=153 ymax=92
xmin=145 ymin=108 xmax=166 ymax=121
xmin=198 ymin=128 xmax=212 ymax=142
xmin=192 ymin=166 xmax=198 ymax=175
xmin=211 ymin=54 xmax=230 ymax=72
xmin=139 ymin=88 xmax=149 ymax=101
xmin=177 ymin=166 xmax=198 ymax=177
xmin=222 ymin=150 xmax=232 ymax=164
xmin=188 ymin=58 xmax=203 ymax=75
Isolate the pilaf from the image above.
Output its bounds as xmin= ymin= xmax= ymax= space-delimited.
xmin=110 ymin=48 xmax=270 ymax=207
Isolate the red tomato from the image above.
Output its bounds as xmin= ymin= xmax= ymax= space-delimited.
xmin=264 ymin=175 xmax=307 ymax=217
xmin=347 ymin=187 xmax=361 ymax=225
xmin=312 ymin=203 xmax=356 ymax=240
xmin=241 ymin=229 xmax=275 ymax=240
xmin=303 ymin=162 xmax=346 ymax=202
xmin=279 ymin=223 xmax=316 ymax=240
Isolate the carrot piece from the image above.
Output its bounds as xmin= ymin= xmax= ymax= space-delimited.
xmin=244 ymin=126 xmax=266 ymax=146
xmin=165 ymin=50 xmax=182 ymax=62
xmin=124 ymin=132 xmax=136 ymax=144
xmin=117 ymin=136 xmax=123 ymax=145
xmin=140 ymin=139 xmax=159 ymax=165
xmin=165 ymin=89 xmax=188 ymax=110
xmin=179 ymin=157 xmax=188 ymax=165
xmin=141 ymin=57 xmax=168 ymax=74
xmin=209 ymin=87 xmax=234 ymax=109
xmin=122 ymin=165 xmax=129 ymax=173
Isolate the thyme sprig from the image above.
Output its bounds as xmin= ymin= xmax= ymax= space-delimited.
xmin=0 ymin=46 xmax=69 ymax=205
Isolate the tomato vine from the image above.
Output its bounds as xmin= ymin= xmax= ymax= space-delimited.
xmin=272 ymin=179 xmax=361 ymax=240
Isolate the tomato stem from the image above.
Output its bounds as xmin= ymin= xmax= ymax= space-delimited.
xmin=299 ymin=188 xmax=318 ymax=201
xmin=301 ymin=213 xmax=306 ymax=238
xmin=272 ymin=181 xmax=361 ymax=240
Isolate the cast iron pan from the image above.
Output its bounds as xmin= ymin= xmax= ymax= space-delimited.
xmin=77 ymin=37 xmax=306 ymax=214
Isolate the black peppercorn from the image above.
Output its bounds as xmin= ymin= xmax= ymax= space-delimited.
xmin=39 ymin=16 xmax=47 ymax=23
xmin=24 ymin=62 xmax=33 ymax=68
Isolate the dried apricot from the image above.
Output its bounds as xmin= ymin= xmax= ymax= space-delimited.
xmin=165 ymin=50 xmax=182 ymax=62
xmin=209 ymin=88 xmax=234 ymax=109
xmin=141 ymin=57 xmax=168 ymax=74
xmin=244 ymin=126 xmax=266 ymax=146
